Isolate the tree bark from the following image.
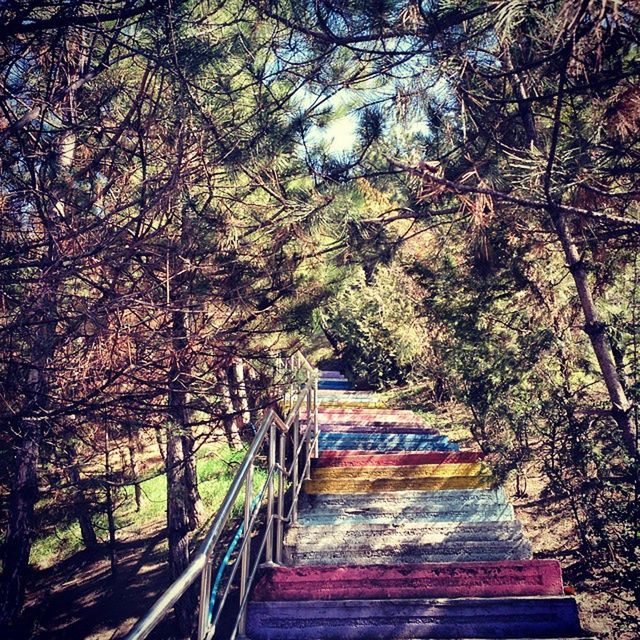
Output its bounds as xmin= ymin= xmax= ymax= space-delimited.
xmin=67 ymin=445 xmax=98 ymax=549
xmin=219 ymin=370 xmax=243 ymax=450
xmin=507 ymin=44 xmax=636 ymax=456
xmin=127 ymin=430 xmax=142 ymax=512
xmin=549 ymin=206 xmax=635 ymax=454
xmin=228 ymin=357 xmax=251 ymax=427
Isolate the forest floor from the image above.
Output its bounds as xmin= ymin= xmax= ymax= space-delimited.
xmin=13 ymin=443 xmax=262 ymax=640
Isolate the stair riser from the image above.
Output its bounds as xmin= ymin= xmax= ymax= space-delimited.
xmin=315 ymin=451 xmax=483 ymax=467
xmin=247 ymin=597 xmax=581 ymax=639
xmin=252 ymin=560 xmax=564 ymax=602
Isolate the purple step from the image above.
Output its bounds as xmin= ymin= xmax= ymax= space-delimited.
xmin=247 ymin=596 xmax=583 ymax=639
xmin=252 ymin=560 xmax=564 ymax=601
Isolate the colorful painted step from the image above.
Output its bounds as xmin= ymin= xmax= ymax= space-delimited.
xmin=304 ymin=475 xmax=493 ymax=494
xmin=315 ymin=451 xmax=484 ymax=466
xmin=318 ymin=432 xmax=459 ymax=452
xmin=247 ymin=369 xmax=589 ymax=640
xmin=297 ymin=488 xmax=515 ymax=524
xmin=319 ymin=422 xmax=441 ymax=434
xmin=318 ymin=408 xmax=417 ymax=417
xmin=318 ymin=409 xmax=423 ymax=421
xmin=284 ymin=521 xmax=532 ymax=565
xmin=252 ymin=559 xmax=564 ymax=601
xmin=296 ymin=501 xmax=515 ymax=524
xmin=311 ymin=462 xmax=490 ymax=481
xmin=302 ymin=488 xmax=510 ymax=511
xmin=247 ymin=596 xmax=582 ymax=640
xmin=318 ymin=379 xmax=353 ymax=390
xmin=319 ymin=370 xmax=345 ymax=379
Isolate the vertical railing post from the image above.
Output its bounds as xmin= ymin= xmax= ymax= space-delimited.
xmin=197 ymin=559 xmax=213 ymax=640
xmin=275 ymin=429 xmax=286 ymax=564
xmin=237 ymin=463 xmax=253 ymax=638
xmin=304 ymin=382 xmax=312 ymax=481
xmin=291 ymin=409 xmax=300 ymax=524
xmin=265 ymin=419 xmax=276 ymax=565
xmin=313 ymin=372 xmax=319 ymax=458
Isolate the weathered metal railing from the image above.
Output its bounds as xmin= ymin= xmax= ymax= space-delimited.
xmin=126 ymin=352 xmax=319 ymax=640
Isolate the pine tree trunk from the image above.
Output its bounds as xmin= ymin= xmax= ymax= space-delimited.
xmin=165 ymin=427 xmax=197 ymax=638
xmin=507 ymin=49 xmax=636 ymax=457
xmin=127 ymin=431 xmax=142 ymax=512
xmin=549 ymin=206 xmax=635 ymax=454
xmin=0 ymin=427 xmax=40 ymax=628
xmin=67 ymin=446 xmax=98 ymax=549
xmin=219 ymin=370 xmax=243 ymax=450
xmin=104 ymin=427 xmax=118 ymax=577
xmin=228 ymin=357 xmax=251 ymax=426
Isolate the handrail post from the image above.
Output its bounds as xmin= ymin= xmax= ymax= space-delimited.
xmin=313 ymin=372 xmax=319 ymax=458
xmin=291 ymin=410 xmax=300 ymax=524
xmin=265 ymin=421 xmax=276 ymax=565
xmin=304 ymin=378 xmax=312 ymax=481
xmin=197 ymin=558 xmax=213 ymax=640
xmin=275 ymin=429 xmax=286 ymax=563
xmin=237 ymin=463 xmax=253 ymax=639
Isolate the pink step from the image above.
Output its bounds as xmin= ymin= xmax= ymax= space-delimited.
xmin=318 ymin=413 xmax=425 ymax=425
xmin=319 ymin=423 xmax=440 ymax=435
xmin=315 ymin=451 xmax=483 ymax=467
xmin=252 ymin=560 xmax=564 ymax=602
xmin=318 ymin=408 xmax=417 ymax=417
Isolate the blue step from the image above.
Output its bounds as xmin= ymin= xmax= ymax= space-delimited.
xmin=318 ymin=380 xmax=353 ymax=391
xmin=318 ymin=432 xmax=459 ymax=452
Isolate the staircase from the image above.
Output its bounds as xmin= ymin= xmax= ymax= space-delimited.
xmin=246 ymin=370 xmax=592 ymax=640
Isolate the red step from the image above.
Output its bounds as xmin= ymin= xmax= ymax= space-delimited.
xmin=315 ymin=450 xmax=483 ymax=467
xmin=252 ymin=560 xmax=563 ymax=602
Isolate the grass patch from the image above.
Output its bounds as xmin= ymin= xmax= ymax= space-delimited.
xmin=30 ymin=443 xmax=267 ymax=569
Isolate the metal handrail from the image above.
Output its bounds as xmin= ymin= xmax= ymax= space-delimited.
xmin=126 ymin=354 xmax=319 ymax=640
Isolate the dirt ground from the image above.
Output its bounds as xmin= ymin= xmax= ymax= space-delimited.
xmin=16 ymin=519 xmax=170 ymax=640
xmin=507 ymin=470 xmax=639 ymax=640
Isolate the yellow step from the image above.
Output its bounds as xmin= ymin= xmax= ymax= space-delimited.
xmin=312 ymin=463 xmax=490 ymax=481
xmin=303 ymin=475 xmax=494 ymax=494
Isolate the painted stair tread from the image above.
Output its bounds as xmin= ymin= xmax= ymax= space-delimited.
xmin=317 ymin=442 xmax=460 ymax=453
xmin=247 ymin=596 xmax=582 ymax=640
xmin=318 ymin=380 xmax=353 ymax=390
xmin=319 ymin=432 xmax=450 ymax=442
xmin=252 ymin=559 xmax=564 ymax=601
xmin=311 ymin=462 xmax=491 ymax=481
xmin=303 ymin=475 xmax=491 ymax=493
xmin=286 ymin=520 xmax=524 ymax=542
xmin=319 ymin=423 xmax=441 ymax=435
xmin=285 ymin=522 xmax=530 ymax=561
xmin=318 ymin=433 xmax=459 ymax=453
xmin=319 ymin=370 xmax=346 ymax=378
xmin=315 ymin=451 xmax=484 ymax=467
xmin=296 ymin=502 xmax=515 ymax=525
xmin=303 ymin=487 xmax=509 ymax=509
xmin=318 ymin=412 xmax=427 ymax=422
xmin=317 ymin=408 xmax=416 ymax=417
